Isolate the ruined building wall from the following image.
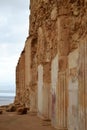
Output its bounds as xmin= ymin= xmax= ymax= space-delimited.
xmin=15 ymin=50 xmax=25 ymax=105
xmin=15 ymin=0 xmax=87 ymax=130
xmin=28 ymin=37 xmax=38 ymax=112
xmin=24 ymin=37 xmax=31 ymax=107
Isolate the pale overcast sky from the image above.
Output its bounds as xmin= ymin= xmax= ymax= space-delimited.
xmin=0 ymin=0 xmax=29 ymax=92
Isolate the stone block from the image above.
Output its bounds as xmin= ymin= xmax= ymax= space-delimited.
xmin=0 ymin=109 xmax=3 ymax=114
xmin=6 ymin=104 xmax=16 ymax=112
xmin=17 ymin=107 xmax=28 ymax=115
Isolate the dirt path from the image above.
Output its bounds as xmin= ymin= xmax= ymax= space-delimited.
xmin=0 ymin=112 xmax=56 ymax=130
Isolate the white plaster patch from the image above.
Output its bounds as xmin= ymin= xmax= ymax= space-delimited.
xmin=68 ymin=49 xmax=79 ymax=69
xmin=51 ymin=54 xmax=58 ymax=93
xmin=68 ymin=49 xmax=79 ymax=130
xmin=37 ymin=64 xmax=43 ymax=114
xmin=51 ymin=54 xmax=58 ymax=127
xmin=69 ymin=77 xmax=78 ymax=91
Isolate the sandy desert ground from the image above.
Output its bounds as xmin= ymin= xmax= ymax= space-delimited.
xmin=0 ymin=111 xmax=56 ymax=130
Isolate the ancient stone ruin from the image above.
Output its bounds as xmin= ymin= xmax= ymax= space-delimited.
xmin=15 ymin=0 xmax=87 ymax=130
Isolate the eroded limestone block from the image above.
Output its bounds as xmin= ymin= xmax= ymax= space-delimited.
xmin=17 ymin=107 xmax=28 ymax=115
xmin=0 ymin=109 xmax=3 ymax=114
xmin=6 ymin=104 xmax=16 ymax=112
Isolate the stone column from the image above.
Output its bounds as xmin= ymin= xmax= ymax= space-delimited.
xmin=38 ymin=64 xmax=44 ymax=116
xmin=25 ymin=37 xmax=32 ymax=107
xmin=85 ymin=41 xmax=87 ymax=130
xmin=55 ymin=12 xmax=69 ymax=129
xmin=18 ymin=50 xmax=25 ymax=105
xmin=57 ymin=55 xmax=68 ymax=130
xmin=43 ymin=62 xmax=51 ymax=119
xmin=79 ymin=41 xmax=87 ymax=130
xmin=51 ymin=54 xmax=58 ymax=127
xmin=25 ymin=37 xmax=38 ymax=111
xmin=68 ymin=49 xmax=79 ymax=130
xmin=30 ymin=38 xmax=37 ymax=112
xmin=51 ymin=54 xmax=68 ymax=129
xmin=38 ymin=62 xmax=51 ymax=119
xmin=57 ymin=71 xmax=67 ymax=130
xmin=37 ymin=26 xmax=51 ymax=119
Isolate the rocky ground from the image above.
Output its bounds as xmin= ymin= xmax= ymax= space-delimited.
xmin=0 ymin=105 xmax=56 ymax=130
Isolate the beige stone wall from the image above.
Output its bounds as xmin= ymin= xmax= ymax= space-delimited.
xmin=24 ymin=37 xmax=31 ymax=107
xmin=25 ymin=37 xmax=38 ymax=111
xmin=15 ymin=0 xmax=87 ymax=130
xmin=68 ymin=49 xmax=79 ymax=130
xmin=30 ymin=38 xmax=38 ymax=112
xmin=15 ymin=50 xmax=25 ymax=105
xmin=51 ymin=54 xmax=58 ymax=127
xmin=43 ymin=62 xmax=51 ymax=119
xmin=37 ymin=64 xmax=43 ymax=115
xmin=37 ymin=63 xmax=51 ymax=119
xmin=15 ymin=61 xmax=19 ymax=103
xmin=79 ymin=40 xmax=87 ymax=130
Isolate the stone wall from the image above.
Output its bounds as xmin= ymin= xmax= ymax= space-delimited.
xmin=15 ymin=0 xmax=87 ymax=130
xmin=15 ymin=50 xmax=25 ymax=105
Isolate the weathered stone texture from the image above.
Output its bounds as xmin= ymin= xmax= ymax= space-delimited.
xmin=68 ymin=49 xmax=79 ymax=130
xmin=15 ymin=50 xmax=25 ymax=105
xmin=15 ymin=0 xmax=87 ymax=130
xmin=24 ymin=37 xmax=31 ymax=107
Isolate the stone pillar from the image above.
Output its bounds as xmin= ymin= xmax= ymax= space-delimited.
xmin=51 ymin=54 xmax=68 ymax=129
xmin=57 ymin=71 xmax=67 ymax=130
xmin=68 ymin=49 xmax=79 ymax=130
xmin=38 ymin=64 xmax=43 ymax=116
xmin=57 ymin=55 xmax=68 ymax=130
xmin=15 ymin=50 xmax=25 ymax=105
xmin=25 ymin=37 xmax=32 ymax=107
xmin=37 ymin=26 xmax=51 ymax=119
xmin=25 ymin=37 xmax=37 ymax=112
xmin=55 ymin=12 xmax=69 ymax=129
xmin=79 ymin=41 xmax=87 ymax=130
xmin=51 ymin=54 xmax=58 ymax=127
xmin=38 ymin=62 xmax=51 ymax=119
xmin=43 ymin=62 xmax=51 ymax=119
xmin=25 ymin=37 xmax=38 ymax=111
xmin=30 ymin=38 xmax=37 ymax=112
xmin=85 ymin=41 xmax=87 ymax=130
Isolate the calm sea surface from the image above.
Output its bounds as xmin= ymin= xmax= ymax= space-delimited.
xmin=0 ymin=93 xmax=15 ymax=106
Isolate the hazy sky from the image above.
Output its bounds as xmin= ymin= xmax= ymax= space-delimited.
xmin=0 ymin=0 xmax=29 ymax=92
